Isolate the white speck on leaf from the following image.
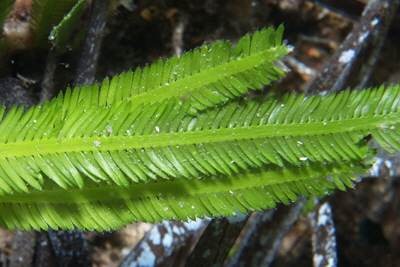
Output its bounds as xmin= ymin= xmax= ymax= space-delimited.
xmin=106 ymin=126 xmax=112 ymax=134
xmin=297 ymin=141 xmax=303 ymax=146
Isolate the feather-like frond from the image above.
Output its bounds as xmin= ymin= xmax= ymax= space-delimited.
xmin=0 ymin=24 xmax=399 ymax=231
xmin=30 ymin=0 xmax=78 ymax=46
xmin=0 ymin=85 xmax=398 ymax=194
xmin=0 ymin=160 xmax=366 ymax=231
xmin=62 ymin=25 xmax=290 ymax=115
xmin=49 ymin=0 xmax=87 ymax=47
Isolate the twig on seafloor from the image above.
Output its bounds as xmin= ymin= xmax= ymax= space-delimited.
xmin=307 ymin=0 xmax=399 ymax=94
xmin=309 ymin=201 xmax=338 ymax=267
xmin=185 ymin=214 xmax=249 ymax=267
xmin=120 ymin=220 xmax=209 ymax=267
xmin=74 ymin=0 xmax=110 ymax=87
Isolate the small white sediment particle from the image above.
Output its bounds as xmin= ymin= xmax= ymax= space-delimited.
xmin=371 ymin=18 xmax=380 ymax=26
xmin=297 ymin=141 xmax=304 ymax=146
xmin=358 ymin=32 xmax=369 ymax=43
xmin=338 ymin=49 xmax=355 ymax=64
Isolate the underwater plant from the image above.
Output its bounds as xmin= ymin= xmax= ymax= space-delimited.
xmin=0 ymin=25 xmax=398 ymax=231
